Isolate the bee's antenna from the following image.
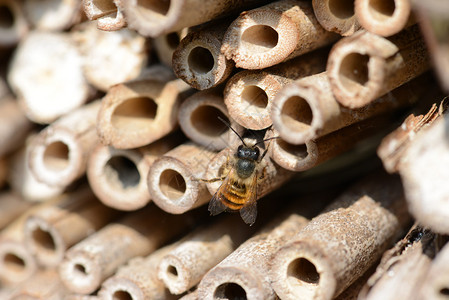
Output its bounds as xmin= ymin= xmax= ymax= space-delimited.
xmin=254 ymin=136 xmax=279 ymax=147
xmin=217 ymin=116 xmax=247 ymax=146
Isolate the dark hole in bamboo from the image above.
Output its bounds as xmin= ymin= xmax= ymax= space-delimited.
xmin=329 ymin=0 xmax=355 ymax=19
xmin=74 ymin=263 xmax=87 ymax=276
xmin=105 ymin=156 xmax=141 ymax=189
xmin=369 ymin=0 xmax=396 ymax=17
xmin=111 ymin=97 xmax=158 ymax=131
xmin=339 ymin=53 xmax=370 ymax=92
xmin=191 ymin=105 xmax=228 ymax=136
xmin=92 ymin=0 xmax=117 ymax=14
xmin=214 ymin=282 xmax=247 ymax=300
xmin=287 ymin=257 xmax=320 ymax=285
xmin=137 ymin=0 xmax=170 ymax=16
xmin=113 ymin=290 xmax=133 ymax=300
xmin=43 ymin=141 xmax=70 ymax=172
xmin=241 ymin=25 xmax=279 ymax=53
xmin=4 ymin=253 xmax=26 ymax=273
xmin=242 ymin=85 xmax=268 ymax=110
xmin=278 ymin=139 xmax=309 ymax=160
xmin=32 ymin=227 xmax=56 ymax=251
xmin=0 ymin=5 xmax=14 ymax=28
xmin=188 ymin=47 xmax=215 ymax=74
xmin=166 ymin=32 xmax=180 ymax=49
xmin=281 ymin=95 xmax=313 ymax=132
xmin=440 ymin=288 xmax=449 ymax=296
xmin=167 ymin=265 xmax=178 ymax=277
xmin=159 ymin=169 xmax=186 ymax=200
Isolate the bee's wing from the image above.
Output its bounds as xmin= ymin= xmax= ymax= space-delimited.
xmin=239 ymin=173 xmax=258 ymax=226
xmin=208 ymin=173 xmax=233 ymax=216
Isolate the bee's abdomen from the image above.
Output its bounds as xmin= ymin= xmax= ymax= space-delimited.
xmin=220 ymin=181 xmax=248 ymax=210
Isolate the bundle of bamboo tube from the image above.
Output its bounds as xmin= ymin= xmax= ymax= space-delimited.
xmin=0 ymin=0 xmax=448 ymax=299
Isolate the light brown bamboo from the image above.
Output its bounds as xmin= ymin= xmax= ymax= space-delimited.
xmin=178 ymin=88 xmax=244 ymax=151
xmin=269 ymin=172 xmax=410 ymax=300
xmin=72 ymin=21 xmax=148 ymax=92
xmin=23 ymin=0 xmax=83 ymax=31
xmin=223 ymin=48 xmax=328 ymax=130
xmin=96 ymin=76 xmax=192 ymax=149
xmin=312 ymin=0 xmax=361 ymax=36
xmin=28 ymin=100 xmax=100 ymax=188
xmin=0 ymin=0 xmax=28 ymax=48
xmin=147 ymin=142 xmax=216 ymax=214
xmin=271 ymin=73 xmax=430 ymax=145
xmin=87 ymin=133 xmax=183 ymax=211
xmin=0 ymin=191 xmax=32 ymax=230
xmin=326 ymin=25 xmax=430 ymax=109
xmin=121 ymin=0 xmax=267 ymax=37
xmin=157 ymin=215 xmax=255 ymax=294
xmin=222 ymin=0 xmax=338 ymax=70
xmin=153 ymin=29 xmax=189 ymax=67
xmin=172 ymin=20 xmax=234 ymax=90
xmin=0 ymin=97 xmax=33 ymax=157
xmin=355 ymin=0 xmax=415 ymax=37
xmin=23 ymin=187 xmax=121 ymax=268
xmin=8 ymin=31 xmax=91 ymax=124
xmin=83 ymin=0 xmax=126 ymax=31
xmin=59 ymin=205 xmax=198 ymax=294
xmin=359 ymin=224 xmax=439 ymax=300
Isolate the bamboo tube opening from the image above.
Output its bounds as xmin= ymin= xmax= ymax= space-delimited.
xmin=368 ymin=0 xmax=396 ymax=19
xmin=92 ymin=0 xmax=117 ymax=14
xmin=278 ymin=139 xmax=309 ymax=160
xmin=43 ymin=141 xmax=70 ymax=172
xmin=440 ymin=288 xmax=449 ymax=296
xmin=105 ymin=156 xmax=141 ymax=188
xmin=214 ymin=282 xmax=247 ymax=300
xmin=0 ymin=4 xmax=14 ymax=28
xmin=136 ymin=0 xmax=170 ymax=19
xmin=190 ymin=105 xmax=228 ymax=137
xmin=242 ymin=85 xmax=269 ymax=111
xmin=287 ymin=257 xmax=320 ymax=286
xmin=31 ymin=227 xmax=56 ymax=252
xmin=166 ymin=32 xmax=181 ymax=49
xmin=74 ymin=263 xmax=88 ymax=276
xmin=241 ymin=25 xmax=279 ymax=54
xmin=338 ymin=53 xmax=370 ymax=92
xmin=112 ymin=290 xmax=133 ymax=300
xmin=3 ymin=253 xmax=26 ymax=273
xmin=111 ymin=97 xmax=158 ymax=131
xmin=280 ymin=96 xmax=313 ymax=132
xmin=329 ymin=0 xmax=355 ymax=19
xmin=167 ymin=265 xmax=179 ymax=278
xmin=188 ymin=46 xmax=215 ymax=74
xmin=159 ymin=169 xmax=187 ymax=200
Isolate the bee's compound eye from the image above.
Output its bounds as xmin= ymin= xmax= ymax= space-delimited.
xmin=252 ymin=147 xmax=260 ymax=160
xmin=237 ymin=145 xmax=245 ymax=158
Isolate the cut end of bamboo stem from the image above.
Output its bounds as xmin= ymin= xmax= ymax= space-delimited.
xmin=158 ymin=255 xmax=190 ymax=294
xmin=0 ymin=0 xmax=28 ymax=47
xmin=312 ymin=0 xmax=361 ymax=36
xmin=99 ymin=277 xmax=145 ymax=300
xmin=0 ymin=241 xmax=37 ymax=285
xmin=269 ymin=137 xmax=316 ymax=172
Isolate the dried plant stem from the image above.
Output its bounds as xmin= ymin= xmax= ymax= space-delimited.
xmin=0 ymin=0 xmax=28 ymax=48
xmin=0 ymin=191 xmax=32 ymax=230
xmin=153 ymin=29 xmax=189 ymax=67
xmin=312 ymin=0 xmax=361 ymax=36
xmin=82 ymin=0 xmax=126 ymax=31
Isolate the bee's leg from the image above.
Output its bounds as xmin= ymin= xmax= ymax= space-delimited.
xmin=259 ymin=139 xmax=273 ymax=163
xmin=258 ymin=165 xmax=268 ymax=180
xmin=195 ymin=153 xmax=231 ymax=182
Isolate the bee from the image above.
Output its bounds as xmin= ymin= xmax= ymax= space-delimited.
xmin=203 ymin=118 xmax=275 ymax=225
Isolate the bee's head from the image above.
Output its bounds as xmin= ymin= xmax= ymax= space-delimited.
xmin=236 ymin=144 xmax=260 ymax=161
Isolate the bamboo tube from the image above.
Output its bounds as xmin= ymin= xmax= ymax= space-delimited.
xmin=312 ymin=0 xmax=361 ymax=36
xmin=147 ymin=142 xmax=216 ymax=214
xmin=172 ymin=20 xmax=234 ymax=90
xmin=83 ymin=0 xmax=126 ymax=31
xmin=72 ymin=21 xmax=148 ymax=92
xmin=179 ymin=290 xmax=198 ymax=300
xmin=0 ymin=158 xmax=8 ymax=189
xmin=0 ymin=0 xmax=28 ymax=48
xmin=23 ymin=187 xmax=121 ymax=268
xmin=0 ymin=191 xmax=32 ymax=230
xmin=271 ymin=72 xmax=429 ymax=145
xmin=221 ymin=0 xmax=338 ymax=70
xmin=418 ymin=240 xmax=449 ymax=300
xmin=98 ymin=244 xmax=178 ymax=300
xmin=23 ymin=0 xmax=83 ymax=31
xmin=178 ymin=88 xmax=244 ymax=151
xmin=157 ymin=214 xmax=255 ymax=294
xmin=355 ymin=0 xmax=415 ymax=37
xmin=153 ymin=29 xmax=189 ymax=67
xmin=8 ymin=31 xmax=91 ymax=124
xmin=269 ymin=172 xmax=410 ymax=300
xmin=359 ymin=224 xmax=440 ymax=300
xmin=121 ymin=0 xmax=266 ymax=37
xmin=326 ymin=25 xmax=430 ymax=109
xmin=59 ymin=205 xmax=196 ymax=294
xmin=27 ymin=100 xmax=100 ymax=188
xmin=87 ymin=133 xmax=183 ymax=211
xmin=223 ymin=48 xmax=328 ymax=130
xmin=96 ymin=76 xmax=193 ymax=149
xmin=0 ymin=97 xmax=33 ymax=157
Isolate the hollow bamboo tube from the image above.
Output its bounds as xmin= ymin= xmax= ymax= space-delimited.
xmin=172 ymin=20 xmax=234 ymax=90
xmin=87 ymin=133 xmax=183 ymax=211
xmin=98 ymin=244 xmax=178 ymax=300
xmin=96 ymin=76 xmax=192 ymax=149
xmin=224 ymin=48 xmax=328 ymax=130
xmin=359 ymin=224 xmax=439 ymax=300
xmin=147 ymin=142 xmax=216 ymax=214
xmin=271 ymin=72 xmax=429 ymax=145
xmin=72 ymin=21 xmax=148 ymax=92
xmin=355 ymin=0 xmax=415 ymax=37
xmin=0 ymin=191 xmax=32 ymax=230
xmin=23 ymin=187 xmax=121 ymax=268
xmin=59 ymin=205 xmax=197 ymax=294
xmin=121 ymin=0 xmax=266 ymax=37
xmin=157 ymin=214 xmax=255 ymax=294
xmin=269 ymin=172 xmax=410 ymax=300
xmin=0 ymin=97 xmax=33 ymax=157
xmin=8 ymin=31 xmax=91 ymax=124
xmin=28 ymin=100 xmax=100 ymax=188
xmin=312 ymin=0 xmax=361 ymax=36
xmin=23 ymin=0 xmax=83 ymax=31
xmin=326 ymin=25 xmax=430 ymax=109
xmin=196 ymin=211 xmax=312 ymax=299
xmin=221 ymin=0 xmax=339 ymax=70
xmin=0 ymin=0 xmax=28 ymax=48
xmin=153 ymin=29 xmax=189 ymax=67
xmin=83 ymin=0 xmax=126 ymax=31
xmin=178 ymin=88 xmax=244 ymax=151
xmin=418 ymin=240 xmax=449 ymax=300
